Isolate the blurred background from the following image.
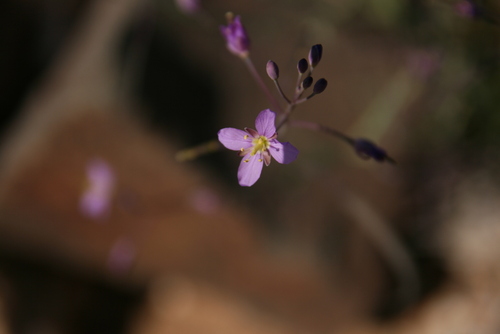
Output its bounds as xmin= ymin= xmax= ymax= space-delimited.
xmin=1 ymin=0 xmax=500 ymax=333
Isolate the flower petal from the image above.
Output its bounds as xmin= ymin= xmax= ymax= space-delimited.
xmin=218 ymin=128 xmax=252 ymax=151
xmin=255 ymin=109 xmax=277 ymax=138
xmin=80 ymin=192 xmax=110 ymax=218
xmin=269 ymin=141 xmax=299 ymax=164
xmin=237 ymin=154 xmax=264 ymax=187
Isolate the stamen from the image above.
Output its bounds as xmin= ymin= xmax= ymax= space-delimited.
xmin=258 ymin=159 xmax=262 ymax=162
xmin=243 ymin=159 xmax=250 ymax=163
xmin=240 ymin=148 xmax=244 ymax=152
xmin=244 ymin=135 xmax=249 ymax=139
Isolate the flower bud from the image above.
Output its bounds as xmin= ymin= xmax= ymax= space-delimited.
xmin=297 ymin=58 xmax=308 ymax=74
xmin=353 ymin=138 xmax=395 ymax=163
xmin=266 ymin=60 xmax=279 ymax=80
xmin=313 ymin=78 xmax=327 ymax=94
xmin=308 ymin=44 xmax=323 ymax=68
xmin=301 ymin=76 xmax=313 ymax=89
xmin=220 ymin=13 xmax=250 ymax=58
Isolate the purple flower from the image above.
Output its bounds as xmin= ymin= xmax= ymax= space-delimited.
xmin=218 ymin=109 xmax=299 ymax=187
xmin=80 ymin=159 xmax=115 ymax=219
xmin=220 ymin=13 xmax=250 ymax=58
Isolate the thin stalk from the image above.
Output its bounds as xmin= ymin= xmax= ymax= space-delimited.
xmin=294 ymin=93 xmax=315 ymax=105
xmin=276 ymin=72 xmax=312 ymax=130
xmin=276 ymin=103 xmax=295 ymax=131
xmin=272 ymin=79 xmax=291 ymax=104
xmin=294 ymin=72 xmax=303 ymax=95
xmin=175 ymin=140 xmax=221 ymax=162
xmin=243 ymin=56 xmax=282 ymax=114
xmin=289 ymin=120 xmax=354 ymax=145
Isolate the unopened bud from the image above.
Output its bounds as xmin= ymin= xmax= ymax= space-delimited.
xmin=297 ymin=58 xmax=308 ymax=74
xmin=308 ymin=44 xmax=323 ymax=68
xmin=301 ymin=76 xmax=313 ymax=89
xmin=353 ymin=138 xmax=395 ymax=163
xmin=220 ymin=13 xmax=250 ymax=58
xmin=313 ymin=78 xmax=327 ymax=94
xmin=266 ymin=60 xmax=279 ymax=80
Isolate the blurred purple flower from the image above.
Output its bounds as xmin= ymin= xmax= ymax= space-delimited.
xmin=80 ymin=159 xmax=115 ymax=219
xmin=107 ymin=237 xmax=136 ymax=274
xmin=190 ymin=188 xmax=220 ymax=214
xmin=407 ymin=51 xmax=441 ymax=80
xmin=175 ymin=0 xmax=201 ymax=15
xmin=218 ymin=109 xmax=299 ymax=187
xmin=220 ymin=13 xmax=250 ymax=58
xmin=455 ymin=0 xmax=478 ymax=18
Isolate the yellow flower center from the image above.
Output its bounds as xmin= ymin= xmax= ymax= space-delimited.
xmin=251 ymin=136 xmax=270 ymax=155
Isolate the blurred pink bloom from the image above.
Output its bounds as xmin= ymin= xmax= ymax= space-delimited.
xmin=107 ymin=237 xmax=136 ymax=274
xmin=80 ymin=159 xmax=115 ymax=219
xmin=407 ymin=51 xmax=441 ymax=80
xmin=175 ymin=0 xmax=201 ymax=15
xmin=190 ymin=188 xmax=220 ymax=214
xmin=455 ymin=0 xmax=477 ymax=18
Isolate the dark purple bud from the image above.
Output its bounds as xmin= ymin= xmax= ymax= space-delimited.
xmin=308 ymin=44 xmax=323 ymax=68
xmin=266 ymin=60 xmax=279 ymax=80
xmin=301 ymin=76 xmax=313 ymax=89
xmin=220 ymin=13 xmax=250 ymax=58
xmin=313 ymin=78 xmax=327 ymax=94
xmin=297 ymin=58 xmax=308 ymax=74
xmin=353 ymin=138 xmax=395 ymax=163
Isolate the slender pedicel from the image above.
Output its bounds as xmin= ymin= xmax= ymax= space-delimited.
xmin=175 ymin=140 xmax=221 ymax=162
xmin=290 ymin=120 xmax=395 ymax=163
xmin=244 ymin=57 xmax=283 ymax=113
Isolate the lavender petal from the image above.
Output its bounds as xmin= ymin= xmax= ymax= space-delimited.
xmin=237 ymin=154 xmax=264 ymax=187
xmin=255 ymin=109 xmax=277 ymax=138
xmin=269 ymin=141 xmax=299 ymax=164
xmin=218 ymin=128 xmax=252 ymax=151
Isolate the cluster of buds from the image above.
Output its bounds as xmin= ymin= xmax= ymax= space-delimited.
xmin=216 ymin=14 xmax=395 ymax=186
xmin=266 ymin=44 xmax=328 ymax=112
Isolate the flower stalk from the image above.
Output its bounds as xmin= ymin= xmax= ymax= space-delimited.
xmin=243 ymin=57 xmax=283 ymax=113
xmin=176 ymin=16 xmax=396 ymax=186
